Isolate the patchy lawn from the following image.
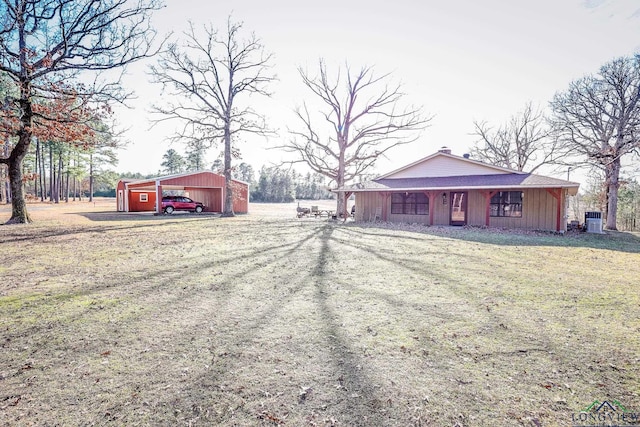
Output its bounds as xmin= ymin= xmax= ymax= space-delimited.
xmin=1 ymin=200 xmax=639 ymax=426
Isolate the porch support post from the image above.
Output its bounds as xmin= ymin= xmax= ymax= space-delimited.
xmin=156 ymin=180 xmax=163 ymax=214
xmin=546 ymin=188 xmax=562 ymax=232
xmin=425 ymin=191 xmax=438 ymax=226
xmin=480 ymin=190 xmax=498 ymax=227
xmin=381 ymin=192 xmax=391 ymax=221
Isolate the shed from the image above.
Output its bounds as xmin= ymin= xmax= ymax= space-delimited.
xmin=333 ymin=149 xmax=580 ymax=232
xmin=116 ymin=171 xmax=249 ymax=214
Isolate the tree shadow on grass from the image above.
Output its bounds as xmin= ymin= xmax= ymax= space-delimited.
xmin=346 ymin=222 xmax=640 ymax=254
xmin=310 ymin=225 xmax=388 ymax=426
xmin=324 ymin=225 xmax=640 ymax=418
xmin=100 ymin=222 xmax=386 ymax=425
xmin=1 ymin=221 xmax=341 ymax=425
xmin=0 ymin=215 xmax=218 ymax=244
xmin=103 ymin=222 xmax=388 ymax=426
xmin=74 ymin=211 xmax=222 ymax=222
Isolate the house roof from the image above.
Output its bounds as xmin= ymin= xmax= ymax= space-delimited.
xmin=335 ymin=151 xmax=580 ymax=195
xmin=340 ymin=173 xmax=580 ymax=193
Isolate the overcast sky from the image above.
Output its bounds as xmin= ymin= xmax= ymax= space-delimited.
xmin=113 ymin=0 xmax=640 ymax=178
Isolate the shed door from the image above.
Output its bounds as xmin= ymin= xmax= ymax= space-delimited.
xmin=450 ymin=192 xmax=467 ymax=226
xmin=118 ymin=190 xmax=124 ymax=212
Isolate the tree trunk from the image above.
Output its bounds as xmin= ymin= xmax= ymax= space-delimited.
xmin=49 ymin=144 xmax=54 ymax=202
xmin=605 ymin=156 xmax=621 ymax=230
xmin=34 ymin=138 xmax=39 ymax=199
xmin=65 ymin=169 xmax=69 ymax=203
xmin=335 ymin=139 xmax=347 ymax=218
xmin=59 ymin=151 xmax=63 ymax=203
xmin=1 ymin=136 xmax=9 ymax=204
xmin=6 ymin=71 xmax=34 ymax=222
xmin=72 ymin=156 xmax=76 ymax=201
xmin=89 ymin=153 xmax=94 ymax=202
xmin=40 ymin=142 xmax=45 ymax=201
xmin=5 ymin=134 xmax=32 ymax=223
xmin=221 ymin=123 xmax=234 ymax=217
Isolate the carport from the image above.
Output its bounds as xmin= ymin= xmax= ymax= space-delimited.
xmin=116 ymin=171 xmax=249 ymax=214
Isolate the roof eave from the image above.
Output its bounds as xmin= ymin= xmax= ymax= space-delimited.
xmin=334 ymin=184 xmax=580 ymax=193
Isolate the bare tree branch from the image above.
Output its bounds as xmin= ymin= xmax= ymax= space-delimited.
xmin=551 ymin=55 xmax=640 ymax=230
xmin=0 ymin=0 xmax=165 ymax=224
xmin=276 ymin=60 xmax=431 ymax=216
xmin=149 ymin=17 xmax=275 ymax=216
xmin=470 ymin=102 xmax=560 ymax=173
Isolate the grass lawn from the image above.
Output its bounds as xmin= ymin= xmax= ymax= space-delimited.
xmin=1 ymin=200 xmax=639 ymax=426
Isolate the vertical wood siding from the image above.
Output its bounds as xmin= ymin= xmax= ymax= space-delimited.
xmin=231 ymin=183 xmax=249 ymax=214
xmin=388 ymin=156 xmax=510 ymax=179
xmin=186 ymin=188 xmax=222 ymax=212
xmin=356 ymin=188 xmax=565 ymax=232
xmin=488 ymin=189 xmax=559 ymax=231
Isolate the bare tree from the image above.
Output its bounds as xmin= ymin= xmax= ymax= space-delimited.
xmin=471 ymin=102 xmax=559 ymax=172
xmin=551 ymin=55 xmax=640 ymax=230
xmin=281 ymin=61 xmax=430 ymax=217
xmin=0 ymin=0 xmax=163 ymax=224
xmin=149 ymin=19 xmax=275 ymax=217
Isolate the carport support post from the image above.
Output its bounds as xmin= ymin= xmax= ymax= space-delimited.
xmin=424 ymin=191 xmax=438 ymax=226
xmin=156 ymin=181 xmax=163 ymax=215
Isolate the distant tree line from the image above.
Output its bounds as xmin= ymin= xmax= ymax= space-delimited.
xmin=251 ymin=166 xmax=333 ymax=202
xmin=2 ymin=125 xmax=121 ymax=204
xmin=157 ymin=147 xmax=332 ymax=202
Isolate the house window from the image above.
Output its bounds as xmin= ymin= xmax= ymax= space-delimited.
xmin=490 ymin=191 xmax=523 ymax=217
xmin=140 ymin=193 xmax=148 ymax=202
xmin=391 ymin=192 xmax=428 ymax=215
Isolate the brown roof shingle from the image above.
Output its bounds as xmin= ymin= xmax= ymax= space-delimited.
xmin=338 ymin=173 xmax=579 ymax=192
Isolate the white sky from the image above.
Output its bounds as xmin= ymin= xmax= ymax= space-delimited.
xmin=113 ymin=0 xmax=640 ymax=180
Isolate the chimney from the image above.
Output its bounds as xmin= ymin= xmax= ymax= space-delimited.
xmin=463 ymin=153 xmax=470 ymax=159
xmin=438 ymin=146 xmax=452 ymax=155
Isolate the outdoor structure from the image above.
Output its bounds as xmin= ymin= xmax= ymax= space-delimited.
xmin=116 ymin=171 xmax=249 ymax=214
xmin=334 ymin=149 xmax=580 ymax=232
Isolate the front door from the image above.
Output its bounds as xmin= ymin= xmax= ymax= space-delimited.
xmin=450 ymin=192 xmax=467 ymax=226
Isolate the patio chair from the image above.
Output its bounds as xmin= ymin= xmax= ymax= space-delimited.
xmin=370 ymin=206 xmax=382 ymax=221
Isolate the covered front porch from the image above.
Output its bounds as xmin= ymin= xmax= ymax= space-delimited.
xmin=343 ymin=187 xmax=571 ymax=232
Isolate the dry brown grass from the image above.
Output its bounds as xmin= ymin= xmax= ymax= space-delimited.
xmin=1 ymin=199 xmax=639 ymax=426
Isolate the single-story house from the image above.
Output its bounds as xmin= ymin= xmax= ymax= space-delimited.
xmin=334 ymin=149 xmax=580 ymax=232
xmin=116 ymin=171 xmax=249 ymax=214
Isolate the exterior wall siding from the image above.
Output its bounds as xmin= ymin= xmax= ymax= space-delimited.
xmin=488 ymin=188 xmax=558 ymax=231
xmin=231 ymin=183 xmax=249 ymax=214
xmin=388 ymin=156 xmax=510 ymax=179
xmin=160 ymin=172 xmax=227 ymax=188
xmin=117 ymin=172 xmax=249 ymax=213
xmin=186 ymin=188 xmax=222 ymax=212
xmin=356 ymin=188 xmax=565 ymax=232
xmin=128 ymin=191 xmax=156 ymax=212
